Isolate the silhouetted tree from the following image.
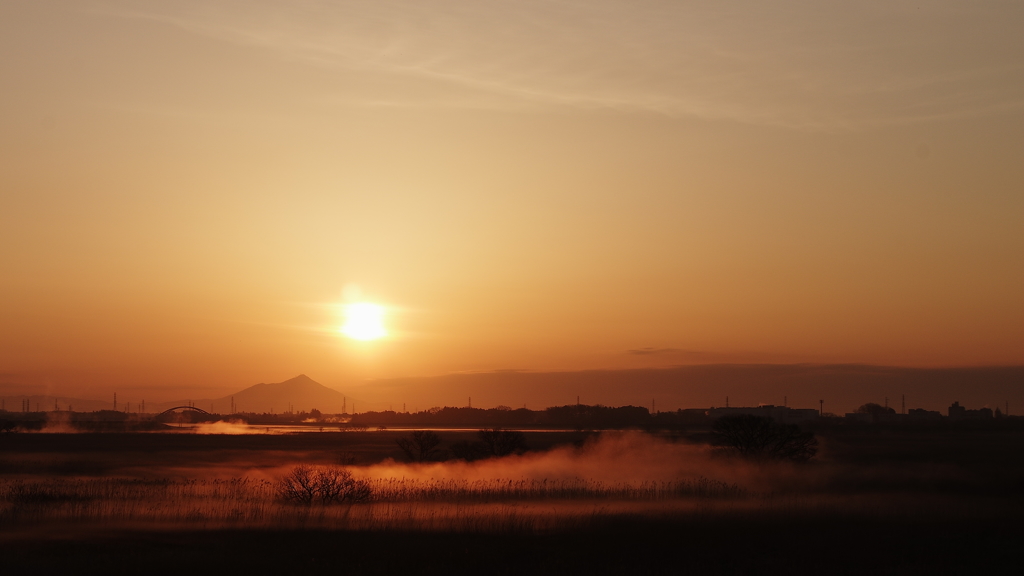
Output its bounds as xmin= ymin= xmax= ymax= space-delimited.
xmin=313 ymin=466 xmax=371 ymax=504
xmin=279 ymin=464 xmax=317 ymax=504
xmin=855 ymin=403 xmax=896 ymax=422
xmin=396 ymin=430 xmax=443 ymax=462
xmin=477 ymin=428 xmax=528 ymax=457
xmin=278 ymin=465 xmax=371 ymax=505
xmin=712 ymin=415 xmax=817 ymax=462
xmin=856 ymin=403 xmax=895 ymax=416
xmin=449 ymin=440 xmax=489 ymax=461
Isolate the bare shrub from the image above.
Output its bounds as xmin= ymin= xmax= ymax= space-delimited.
xmin=395 ymin=430 xmax=443 ymax=462
xmin=278 ymin=465 xmax=371 ymax=505
xmin=313 ymin=467 xmax=349 ymax=504
xmin=711 ymin=415 xmax=817 ymax=462
xmin=278 ymin=465 xmax=317 ymax=504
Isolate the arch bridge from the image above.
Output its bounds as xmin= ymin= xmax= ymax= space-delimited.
xmin=155 ymin=405 xmax=213 ymax=418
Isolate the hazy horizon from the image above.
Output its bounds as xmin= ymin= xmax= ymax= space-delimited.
xmin=4 ymin=363 xmax=1022 ymax=417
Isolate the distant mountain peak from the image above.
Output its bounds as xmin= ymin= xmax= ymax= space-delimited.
xmin=215 ymin=374 xmax=351 ymax=413
xmin=270 ymin=374 xmax=323 ymax=389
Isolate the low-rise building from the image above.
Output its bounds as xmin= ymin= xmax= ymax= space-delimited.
xmin=948 ymin=401 xmax=993 ymax=420
xmin=907 ymin=408 xmax=943 ymax=421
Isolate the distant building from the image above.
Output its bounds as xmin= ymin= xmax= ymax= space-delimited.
xmin=947 ymin=401 xmax=993 ymax=421
xmin=706 ymin=405 xmax=819 ymax=423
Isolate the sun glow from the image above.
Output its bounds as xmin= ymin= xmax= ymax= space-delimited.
xmin=340 ymin=302 xmax=387 ymax=341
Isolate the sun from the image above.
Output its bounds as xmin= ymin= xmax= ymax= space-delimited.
xmin=340 ymin=302 xmax=387 ymax=341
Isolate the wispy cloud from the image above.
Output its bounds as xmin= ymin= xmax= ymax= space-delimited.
xmin=624 ymin=347 xmax=734 ymax=363
xmin=622 ymin=347 xmax=824 ymax=365
xmin=99 ymin=0 xmax=1024 ymax=130
xmin=626 ymin=347 xmax=686 ymax=356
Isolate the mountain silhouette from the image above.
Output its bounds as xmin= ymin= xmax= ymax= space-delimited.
xmin=210 ymin=374 xmax=352 ymax=414
xmin=348 ymin=364 xmax=1024 ymax=415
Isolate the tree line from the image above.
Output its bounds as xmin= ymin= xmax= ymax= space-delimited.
xmin=351 ymin=404 xmax=654 ymax=430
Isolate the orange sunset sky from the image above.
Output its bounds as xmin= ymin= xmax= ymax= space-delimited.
xmin=2 ymin=1 xmax=1023 ymax=401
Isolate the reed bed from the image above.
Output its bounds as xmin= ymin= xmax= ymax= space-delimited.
xmin=1 ymin=475 xmax=998 ymax=534
xmin=0 ymin=475 xmax=743 ymax=506
xmin=0 ymin=478 xmax=277 ymax=527
xmin=0 ymin=474 xmax=747 ymax=531
xmin=363 ymin=476 xmax=745 ymax=502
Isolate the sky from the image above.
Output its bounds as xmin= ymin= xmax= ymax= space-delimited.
xmin=2 ymin=1 xmax=1023 ymax=401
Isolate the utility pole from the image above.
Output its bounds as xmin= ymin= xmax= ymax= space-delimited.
xmin=819 ymin=399 xmax=824 ymax=416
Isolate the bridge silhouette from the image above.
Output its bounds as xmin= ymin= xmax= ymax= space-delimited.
xmin=155 ymin=405 xmax=213 ymax=419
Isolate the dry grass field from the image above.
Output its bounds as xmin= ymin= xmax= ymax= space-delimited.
xmin=1 ymin=427 xmax=1022 ymax=574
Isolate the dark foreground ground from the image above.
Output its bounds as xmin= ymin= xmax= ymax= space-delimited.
xmin=2 ymin=427 xmax=1024 ymax=575
xmin=3 ymin=516 xmax=1021 ymax=576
